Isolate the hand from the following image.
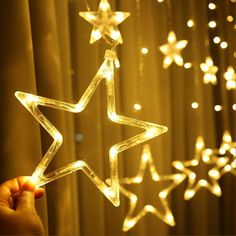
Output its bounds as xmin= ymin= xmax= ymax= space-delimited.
xmin=0 ymin=176 xmax=45 ymax=235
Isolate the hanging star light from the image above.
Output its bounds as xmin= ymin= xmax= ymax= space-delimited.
xmin=113 ymin=144 xmax=185 ymax=231
xmin=159 ymin=31 xmax=188 ymax=69
xmin=200 ymin=57 xmax=218 ymax=85
xmin=224 ymin=66 xmax=236 ymax=90
xmin=15 ymin=50 xmax=167 ymax=207
xmin=172 ymin=136 xmax=228 ymax=200
xmin=79 ymin=0 xmax=130 ymax=44
xmin=217 ymin=131 xmax=236 ymax=176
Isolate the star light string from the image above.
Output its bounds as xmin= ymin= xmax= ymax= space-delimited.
xmin=172 ymin=136 xmax=228 ymax=200
xmin=216 ymin=131 xmax=236 ymax=176
xmin=108 ymin=144 xmax=185 ymax=231
xmin=224 ymin=66 xmax=236 ymax=90
xmin=79 ymin=0 xmax=130 ymax=45
xmin=200 ymin=57 xmax=218 ymax=85
xmin=15 ymin=50 xmax=168 ymax=207
xmin=159 ymin=31 xmax=188 ymax=69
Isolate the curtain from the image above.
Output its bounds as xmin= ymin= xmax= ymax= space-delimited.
xmin=0 ymin=0 xmax=235 ymax=235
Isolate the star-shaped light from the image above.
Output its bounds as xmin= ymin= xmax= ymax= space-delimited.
xmin=79 ymin=0 xmax=130 ymax=44
xmin=15 ymin=50 xmax=167 ymax=207
xmin=200 ymin=57 xmax=218 ymax=85
xmin=172 ymin=136 xmax=228 ymax=200
xmin=116 ymin=144 xmax=185 ymax=231
xmin=217 ymin=131 xmax=236 ymax=176
xmin=159 ymin=31 xmax=188 ymax=69
xmin=224 ymin=66 xmax=236 ymax=90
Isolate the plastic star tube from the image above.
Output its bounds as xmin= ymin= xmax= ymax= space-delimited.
xmin=108 ymin=144 xmax=185 ymax=231
xmin=172 ymin=136 xmax=228 ymax=200
xmin=200 ymin=57 xmax=218 ymax=85
xmin=159 ymin=31 xmax=188 ymax=69
xmin=79 ymin=0 xmax=130 ymax=44
xmin=15 ymin=50 xmax=167 ymax=207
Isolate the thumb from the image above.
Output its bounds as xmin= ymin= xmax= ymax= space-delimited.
xmin=16 ymin=180 xmax=36 ymax=211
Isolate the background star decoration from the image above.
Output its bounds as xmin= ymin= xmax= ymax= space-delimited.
xmin=172 ymin=136 xmax=228 ymax=200
xmin=200 ymin=56 xmax=218 ymax=85
xmin=217 ymin=131 xmax=236 ymax=176
xmin=79 ymin=0 xmax=130 ymax=44
xmin=159 ymin=31 xmax=188 ymax=69
xmin=224 ymin=66 xmax=236 ymax=90
xmin=15 ymin=50 xmax=167 ymax=207
xmin=114 ymin=144 xmax=185 ymax=231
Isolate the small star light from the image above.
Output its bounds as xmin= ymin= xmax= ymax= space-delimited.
xmin=200 ymin=57 xmax=218 ymax=85
xmin=217 ymin=131 xmax=236 ymax=176
xmin=159 ymin=31 xmax=188 ymax=69
xmin=172 ymin=136 xmax=227 ymax=200
xmin=116 ymin=144 xmax=185 ymax=231
xmin=224 ymin=66 xmax=236 ymax=90
xmin=79 ymin=0 xmax=130 ymax=44
xmin=15 ymin=50 xmax=168 ymax=207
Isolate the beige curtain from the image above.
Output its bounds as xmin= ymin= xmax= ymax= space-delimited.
xmin=0 ymin=0 xmax=235 ymax=235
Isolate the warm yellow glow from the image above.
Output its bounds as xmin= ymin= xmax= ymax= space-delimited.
xmin=217 ymin=131 xmax=236 ymax=176
xmin=157 ymin=0 xmax=164 ymax=2
xmin=79 ymin=0 xmax=130 ymax=44
xmin=191 ymin=102 xmax=199 ymax=109
xmin=227 ymin=15 xmax=234 ymax=22
xmin=159 ymin=31 xmax=188 ymax=69
xmin=15 ymin=50 xmax=168 ymax=207
xmin=187 ymin=19 xmax=195 ymax=28
xmin=208 ymin=21 xmax=217 ymax=28
xmin=141 ymin=47 xmax=149 ymax=55
xmin=213 ymin=36 xmax=221 ymax=44
xmin=184 ymin=62 xmax=192 ymax=69
xmin=220 ymin=41 xmax=228 ymax=49
xmin=116 ymin=145 xmax=185 ymax=231
xmin=200 ymin=57 xmax=218 ymax=85
xmin=133 ymin=103 xmax=142 ymax=111
xmin=233 ymin=104 xmax=236 ymax=111
xmin=214 ymin=105 xmax=222 ymax=111
xmin=172 ymin=136 xmax=228 ymax=200
xmin=224 ymin=66 xmax=236 ymax=90
xmin=208 ymin=3 xmax=216 ymax=10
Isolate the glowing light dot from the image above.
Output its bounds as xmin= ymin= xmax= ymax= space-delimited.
xmin=225 ymin=165 xmax=232 ymax=172
xmin=209 ymin=169 xmax=220 ymax=179
xmin=157 ymin=0 xmax=164 ymax=2
xmin=227 ymin=15 xmax=234 ymax=22
xmin=159 ymin=191 xmax=167 ymax=199
xmin=213 ymin=36 xmax=221 ymax=44
xmin=191 ymin=102 xmax=199 ymax=109
xmin=214 ymin=105 xmax=222 ymax=111
xmin=185 ymin=190 xmax=195 ymax=199
xmin=133 ymin=103 xmax=142 ymax=111
xmin=208 ymin=21 xmax=217 ymax=28
xmin=199 ymin=179 xmax=207 ymax=186
xmin=208 ymin=3 xmax=216 ymax=10
xmin=233 ymin=104 xmax=236 ymax=111
xmin=220 ymin=41 xmax=228 ymax=49
xmin=187 ymin=19 xmax=195 ymax=28
xmin=190 ymin=173 xmax=196 ymax=179
xmin=184 ymin=62 xmax=192 ymax=69
xmin=141 ymin=47 xmax=149 ymax=55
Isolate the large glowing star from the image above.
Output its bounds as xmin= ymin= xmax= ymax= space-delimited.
xmin=15 ymin=50 xmax=167 ymax=207
xmin=200 ymin=57 xmax=218 ymax=85
xmin=217 ymin=131 xmax=236 ymax=176
xmin=79 ymin=0 xmax=130 ymax=44
xmin=159 ymin=31 xmax=188 ymax=69
xmin=115 ymin=144 xmax=185 ymax=231
xmin=172 ymin=136 xmax=228 ymax=200
xmin=224 ymin=66 xmax=236 ymax=90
